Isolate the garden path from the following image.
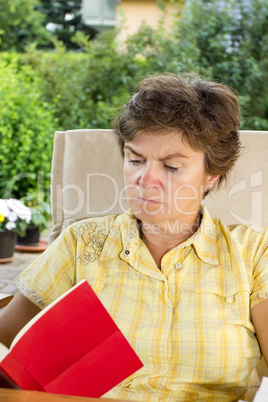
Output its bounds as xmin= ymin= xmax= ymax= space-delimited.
xmin=0 ymin=231 xmax=49 ymax=295
xmin=0 ymin=251 xmax=40 ymax=295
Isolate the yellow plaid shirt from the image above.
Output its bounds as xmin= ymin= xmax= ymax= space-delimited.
xmin=15 ymin=206 xmax=268 ymax=401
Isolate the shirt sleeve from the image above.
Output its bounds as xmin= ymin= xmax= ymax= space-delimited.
xmin=250 ymin=229 xmax=268 ymax=309
xmin=14 ymin=226 xmax=77 ymax=309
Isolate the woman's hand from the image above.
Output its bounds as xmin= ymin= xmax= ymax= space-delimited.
xmin=0 ymin=291 xmax=41 ymax=348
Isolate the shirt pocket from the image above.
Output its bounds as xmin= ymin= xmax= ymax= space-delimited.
xmin=197 ymin=288 xmax=253 ymax=331
xmin=179 ymin=265 xmax=253 ymax=333
xmin=175 ymin=286 xmax=259 ymax=385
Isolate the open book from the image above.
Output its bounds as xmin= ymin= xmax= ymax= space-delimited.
xmin=0 ymin=280 xmax=143 ymax=397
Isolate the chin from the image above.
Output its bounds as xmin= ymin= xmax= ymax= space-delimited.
xmin=130 ymin=207 xmax=167 ymax=227
xmin=130 ymin=199 xmax=163 ymax=215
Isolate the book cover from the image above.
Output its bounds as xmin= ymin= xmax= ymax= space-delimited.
xmin=0 ymin=280 xmax=143 ymax=397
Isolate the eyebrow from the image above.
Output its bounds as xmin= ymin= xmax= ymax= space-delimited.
xmin=124 ymin=145 xmax=189 ymax=161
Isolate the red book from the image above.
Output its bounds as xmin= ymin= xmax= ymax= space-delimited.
xmin=0 ymin=280 xmax=143 ymax=397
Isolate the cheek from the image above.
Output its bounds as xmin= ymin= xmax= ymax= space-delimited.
xmin=170 ymin=174 xmax=205 ymax=203
xmin=124 ymin=167 xmax=139 ymax=198
xmin=124 ymin=166 xmax=134 ymax=186
xmin=173 ymin=185 xmax=202 ymax=207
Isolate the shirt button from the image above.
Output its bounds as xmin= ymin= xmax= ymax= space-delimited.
xmin=225 ymin=296 xmax=235 ymax=304
xmin=175 ymin=262 xmax=182 ymax=269
xmin=125 ymin=250 xmax=130 ymax=255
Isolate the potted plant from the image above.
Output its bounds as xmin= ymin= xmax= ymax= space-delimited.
xmin=0 ymin=199 xmax=31 ymax=262
xmin=16 ymin=192 xmax=51 ymax=247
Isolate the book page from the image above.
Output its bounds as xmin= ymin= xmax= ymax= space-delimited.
xmin=0 ymin=342 xmax=9 ymax=362
xmin=10 ymin=280 xmax=87 ymax=349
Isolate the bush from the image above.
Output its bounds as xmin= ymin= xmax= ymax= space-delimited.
xmin=171 ymin=0 xmax=268 ymax=129
xmin=0 ymin=56 xmax=57 ymax=200
xmin=0 ymin=0 xmax=51 ymax=52
xmin=125 ymin=0 xmax=268 ymax=130
xmin=23 ymin=33 xmax=142 ymax=131
xmin=19 ymin=7 xmax=268 ymax=133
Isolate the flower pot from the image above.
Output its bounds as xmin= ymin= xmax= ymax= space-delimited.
xmin=0 ymin=230 xmax=17 ymax=263
xmin=17 ymin=225 xmax=40 ymax=247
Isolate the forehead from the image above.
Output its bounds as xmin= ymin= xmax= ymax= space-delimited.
xmin=124 ymin=130 xmax=203 ymax=158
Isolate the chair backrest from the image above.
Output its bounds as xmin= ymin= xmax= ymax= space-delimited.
xmin=49 ymin=129 xmax=268 ymax=243
xmin=205 ymin=130 xmax=268 ymax=227
xmin=49 ymin=129 xmax=125 ymax=243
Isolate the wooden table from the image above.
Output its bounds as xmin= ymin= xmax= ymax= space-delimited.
xmin=0 ymin=293 xmax=13 ymax=309
xmin=0 ymin=388 xmax=129 ymax=401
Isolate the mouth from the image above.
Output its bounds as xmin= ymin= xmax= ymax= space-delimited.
xmin=136 ymin=197 xmax=161 ymax=205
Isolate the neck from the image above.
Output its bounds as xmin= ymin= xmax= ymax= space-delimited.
xmin=139 ymin=212 xmax=201 ymax=268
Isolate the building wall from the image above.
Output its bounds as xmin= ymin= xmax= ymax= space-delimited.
xmin=117 ymin=0 xmax=175 ymax=43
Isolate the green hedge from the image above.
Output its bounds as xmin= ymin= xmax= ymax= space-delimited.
xmin=22 ymin=34 xmax=144 ymax=131
xmin=0 ymin=57 xmax=57 ymax=199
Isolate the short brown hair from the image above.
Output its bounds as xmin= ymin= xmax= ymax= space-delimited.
xmin=113 ymin=73 xmax=241 ymax=190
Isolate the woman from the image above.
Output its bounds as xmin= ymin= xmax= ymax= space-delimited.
xmin=0 ymin=73 xmax=268 ymax=401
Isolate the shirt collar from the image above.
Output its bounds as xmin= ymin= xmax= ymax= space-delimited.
xmin=183 ymin=205 xmax=219 ymax=265
xmin=99 ymin=209 xmax=141 ymax=261
xmin=100 ymin=206 xmax=219 ymax=266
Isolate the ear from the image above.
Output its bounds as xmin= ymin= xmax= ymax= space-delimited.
xmin=204 ymin=175 xmax=219 ymax=192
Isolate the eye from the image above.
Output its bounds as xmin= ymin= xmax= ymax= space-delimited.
xmin=128 ymin=159 xmax=143 ymax=166
xmin=165 ymin=164 xmax=180 ymax=173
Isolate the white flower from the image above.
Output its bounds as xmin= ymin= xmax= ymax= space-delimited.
xmin=6 ymin=221 xmax=16 ymax=230
xmin=7 ymin=211 xmax=18 ymax=222
xmin=0 ymin=199 xmax=10 ymax=217
xmin=6 ymin=199 xmax=32 ymax=223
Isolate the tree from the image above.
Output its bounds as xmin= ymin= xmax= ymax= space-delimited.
xmin=173 ymin=0 xmax=268 ymax=129
xmin=126 ymin=0 xmax=268 ymax=130
xmin=0 ymin=0 xmax=51 ymax=51
xmin=37 ymin=0 xmax=97 ymax=49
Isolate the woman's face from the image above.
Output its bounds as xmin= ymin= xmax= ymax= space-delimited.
xmin=124 ymin=131 xmax=218 ymax=230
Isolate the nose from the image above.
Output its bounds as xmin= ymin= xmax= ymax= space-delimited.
xmin=139 ymin=163 xmax=160 ymax=189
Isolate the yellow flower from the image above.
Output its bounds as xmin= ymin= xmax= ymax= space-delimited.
xmin=0 ymin=214 xmax=5 ymax=223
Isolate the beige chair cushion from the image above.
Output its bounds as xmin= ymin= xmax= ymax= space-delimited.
xmin=205 ymin=130 xmax=268 ymax=228
xmin=49 ymin=129 xmax=125 ymax=243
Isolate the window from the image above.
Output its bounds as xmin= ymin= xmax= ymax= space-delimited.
xmin=82 ymin=0 xmax=119 ymax=30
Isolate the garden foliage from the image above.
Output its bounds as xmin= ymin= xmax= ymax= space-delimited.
xmin=36 ymin=0 xmax=97 ymax=49
xmin=0 ymin=0 xmax=51 ymax=51
xmin=0 ymin=57 xmax=57 ymax=199
xmin=0 ymin=0 xmax=268 ymax=200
